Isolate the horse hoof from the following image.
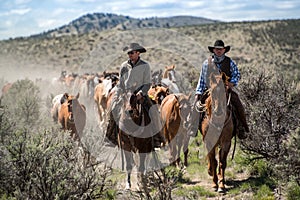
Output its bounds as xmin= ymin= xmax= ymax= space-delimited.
xmin=217 ymin=187 xmax=226 ymax=193
xmin=125 ymin=182 xmax=131 ymax=190
xmin=211 ymin=183 xmax=218 ymax=191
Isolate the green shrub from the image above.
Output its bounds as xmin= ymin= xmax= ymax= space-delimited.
xmin=286 ymin=181 xmax=300 ymax=200
xmin=1 ymin=79 xmax=41 ymax=128
xmin=254 ymin=184 xmax=274 ymax=200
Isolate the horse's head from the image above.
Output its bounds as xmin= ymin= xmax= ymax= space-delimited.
xmin=207 ymin=72 xmax=228 ymax=118
xmin=121 ymin=92 xmax=140 ymax=124
xmin=164 ymin=65 xmax=177 ymax=83
xmin=148 ymin=85 xmax=169 ymax=104
xmin=151 ymin=69 xmax=163 ymax=85
xmin=66 ymin=93 xmax=80 ymax=122
xmin=177 ymin=94 xmax=192 ymax=129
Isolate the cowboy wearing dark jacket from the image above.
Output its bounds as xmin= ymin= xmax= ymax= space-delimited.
xmin=106 ymin=43 xmax=164 ymax=147
xmin=189 ymin=40 xmax=249 ymax=139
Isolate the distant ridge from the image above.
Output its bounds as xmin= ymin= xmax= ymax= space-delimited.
xmin=37 ymin=13 xmax=219 ymax=37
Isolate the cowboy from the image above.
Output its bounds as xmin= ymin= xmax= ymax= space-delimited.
xmin=105 ymin=43 xmax=164 ymax=147
xmin=189 ymin=40 xmax=249 ymax=139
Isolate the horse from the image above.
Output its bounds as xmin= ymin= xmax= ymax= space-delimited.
xmin=51 ymin=92 xmax=91 ymax=166
xmin=116 ymin=92 xmax=161 ymax=192
xmin=147 ymin=84 xmax=170 ymax=105
xmin=1 ymin=82 xmax=13 ymax=97
xmin=51 ymin=93 xmax=67 ymax=122
xmin=160 ymin=93 xmax=192 ymax=167
xmin=200 ymin=72 xmax=234 ymax=193
xmin=57 ymin=93 xmax=86 ymax=141
xmin=161 ymin=65 xmax=180 ymax=93
xmin=94 ymin=73 xmax=119 ymax=123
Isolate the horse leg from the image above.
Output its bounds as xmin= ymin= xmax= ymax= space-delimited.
xmin=183 ymin=135 xmax=190 ymax=167
xmin=137 ymin=153 xmax=150 ymax=196
xmin=174 ymin=136 xmax=182 ymax=168
xmin=124 ymin=150 xmax=134 ymax=189
xmin=169 ymin=142 xmax=177 ymax=166
xmin=218 ymin=142 xmax=231 ymax=193
xmin=207 ymin=149 xmax=218 ymax=189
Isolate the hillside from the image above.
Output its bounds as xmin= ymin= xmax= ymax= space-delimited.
xmin=36 ymin=13 xmax=218 ymax=38
xmin=0 ymin=18 xmax=299 ymax=83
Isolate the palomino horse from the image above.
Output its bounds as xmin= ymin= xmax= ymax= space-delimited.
xmin=160 ymin=93 xmax=192 ymax=167
xmin=116 ymin=92 xmax=161 ymax=192
xmin=201 ymin=72 xmax=234 ymax=193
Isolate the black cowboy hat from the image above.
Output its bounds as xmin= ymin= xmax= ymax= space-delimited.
xmin=208 ymin=40 xmax=230 ymax=53
xmin=123 ymin=43 xmax=146 ymax=53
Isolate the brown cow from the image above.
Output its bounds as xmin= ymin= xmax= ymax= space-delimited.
xmin=160 ymin=93 xmax=192 ymax=167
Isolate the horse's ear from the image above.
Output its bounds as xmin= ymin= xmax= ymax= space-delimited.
xmin=221 ymin=72 xmax=228 ymax=83
xmin=172 ymin=65 xmax=175 ymax=69
xmin=76 ymin=92 xmax=80 ymax=99
xmin=165 ymin=87 xmax=170 ymax=94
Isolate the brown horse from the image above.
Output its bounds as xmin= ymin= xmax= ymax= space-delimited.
xmin=94 ymin=73 xmax=119 ymax=123
xmin=201 ymin=72 xmax=234 ymax=193
xmin=160 ymin=93 xmax=192 ymax=167
xmin=117 ymin=92 xmax=161 ymax=192
xmin=148 ymin=84 xmax=170 ymax=105
xmin=57 ymin=93 xmax=86 ymax=141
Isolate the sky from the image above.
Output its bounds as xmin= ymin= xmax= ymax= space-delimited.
xmin=0 ymin=0 xmax=299 ymax=40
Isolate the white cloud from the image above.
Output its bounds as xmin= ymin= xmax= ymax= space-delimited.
xmin=14 ymin=0 xmax=32 ymax=5
xmin=10 ymin=8 xmax=31 ymax=15
xmin=37 ymin=19 xmax=58 ymax=28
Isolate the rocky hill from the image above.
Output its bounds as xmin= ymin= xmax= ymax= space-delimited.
xmin=35 ymin=13 xmax=218 ymax=38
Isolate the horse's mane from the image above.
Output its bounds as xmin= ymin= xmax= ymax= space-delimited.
xmin=205 ymin=96 xmax=212 ymax=117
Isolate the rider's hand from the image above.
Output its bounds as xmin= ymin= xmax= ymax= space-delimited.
xmin=226 ymin=82 xmax=234 ymax=90
xmin=195 ymin=94 xmax=202 ymax=101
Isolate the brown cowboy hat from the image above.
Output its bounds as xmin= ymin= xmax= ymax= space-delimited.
xmin=123 ymin=43 xmax=146 ymax=53
xmin=208 ymin=40 xmax=230 ymax=53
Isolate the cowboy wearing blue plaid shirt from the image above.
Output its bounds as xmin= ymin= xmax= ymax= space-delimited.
xmin=189 ymin=40 xmax=249 ymax=139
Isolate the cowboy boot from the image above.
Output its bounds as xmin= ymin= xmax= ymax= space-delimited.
xmin=230 ymin=92 xmax=249 ymax=140
xmin=105 ymin=112 xmax=118 ymax=146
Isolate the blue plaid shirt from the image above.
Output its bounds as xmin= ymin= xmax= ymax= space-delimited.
xmin=195 ymin=58 xmax=240 ymax=95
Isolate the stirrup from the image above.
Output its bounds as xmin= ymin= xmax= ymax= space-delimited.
xmin=195 ymin=101 xmax=205 ymax=112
